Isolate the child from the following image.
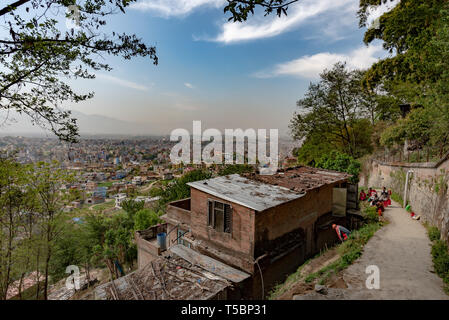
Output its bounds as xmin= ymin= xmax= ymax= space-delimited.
xmin=376 ymin=201 xmax=385 ymax=216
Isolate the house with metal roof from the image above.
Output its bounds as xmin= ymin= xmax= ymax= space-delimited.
xmin=135 ymin=166 xmax=361 ymax=299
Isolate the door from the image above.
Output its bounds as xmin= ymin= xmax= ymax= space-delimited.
xmin=332 ymin=187 xmax=347 ymax=217
xmin=177 ymin=229 xmax=191 ymax=248
xmin=346 ymin=184 xmax=359 ymax=210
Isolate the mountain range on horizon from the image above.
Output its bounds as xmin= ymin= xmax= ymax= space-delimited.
xmin=0 ymin=110 xmax=292 ymax=139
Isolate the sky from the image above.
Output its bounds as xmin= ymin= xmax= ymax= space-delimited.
xmin=0 ymin=0 xmax=398 ymax=137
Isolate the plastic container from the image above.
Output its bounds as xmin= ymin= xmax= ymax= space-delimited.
xmin=157 ymin=232 xmax=167 ymax=251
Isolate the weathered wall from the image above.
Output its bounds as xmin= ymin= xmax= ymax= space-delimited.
xmin=135 ymin=224 xmax=167 ymax=269
xmin=255 ymin=183 xmax=340 ymax=257
xmin=189 ymin=182 xmax=351 ymax=275
xmin=166 ymin=199 xmax=191 ymax=226
xmin=361 ymin=154 xmax=449 ymax=243
xmin=190 ymin=187 xmax=256 ymax=273
xmin=248 ymin=245 xmax=306 ymax=300
xmin=135 ymin=236 xmax=159 ymax=269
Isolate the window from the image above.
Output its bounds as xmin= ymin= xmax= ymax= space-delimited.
xmin=177 ymin=229 xmax=190 ymax=248
xmin=207 ymin=200 xmax=232 ymax=233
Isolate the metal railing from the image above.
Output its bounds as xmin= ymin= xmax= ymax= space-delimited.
xmin=374 ymin=145 xmax=449 ymax=164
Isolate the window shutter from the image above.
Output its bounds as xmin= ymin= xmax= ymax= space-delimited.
xmin=207 ymin=200 xmax=213 ymax=227
xmin=224 ymin=204 xmax=232 ymax=233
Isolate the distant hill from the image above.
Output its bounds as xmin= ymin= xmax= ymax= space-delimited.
xmin=0 ymin=110 xmax=163 ymax=137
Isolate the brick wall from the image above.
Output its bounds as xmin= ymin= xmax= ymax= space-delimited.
xmin=190 ymin=188 xmax=256 ymax=273
xmin=166 ymin=200 xmax=191 ymax=226
xmin=255 ymin=184 xmax=335 ymax=256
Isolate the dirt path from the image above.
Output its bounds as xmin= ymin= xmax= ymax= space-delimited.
xmin=295 ymin=201 xmax=449 ymax=300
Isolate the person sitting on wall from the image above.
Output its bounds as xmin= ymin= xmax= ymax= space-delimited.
xmin=370 ymin=193 xmax=379 ymax=206
xmin=359 ymin=189 xmax=367 ymax=201
xmin=332 ymin=224 xmax=351 ymax=242
xmin=380 ymin=187 xmax=390 ymax=207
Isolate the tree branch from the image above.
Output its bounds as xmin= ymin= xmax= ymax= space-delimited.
xmin=0 ymin=0 xmax=31 ymax=17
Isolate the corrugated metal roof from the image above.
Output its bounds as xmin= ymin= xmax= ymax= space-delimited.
xmin=187 ymin=174 xmax=305 ymax=211
xmin=170 ymin=245 xmax=250 ymax=283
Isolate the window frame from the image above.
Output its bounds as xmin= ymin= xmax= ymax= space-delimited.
xmin=207 ymin=199 xmax=232 ymax=234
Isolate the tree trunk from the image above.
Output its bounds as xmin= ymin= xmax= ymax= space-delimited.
xmin=85 ymin=263 xmax=90 ymax=288
xmin=43 ymin=251 xmax=50 ymax=300
xmin=18 ymin=273 xmax=25 ymax=300
xmin=43 ymin=222 xmax=52 ymax=300
xmin=35 ymin=247 xmax=41 ymax=300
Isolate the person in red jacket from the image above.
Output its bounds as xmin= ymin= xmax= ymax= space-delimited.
xmin=332 ymin=224 xmax=351 ymax=242
xmin=359 ymin=189 xmax=367 ymax=201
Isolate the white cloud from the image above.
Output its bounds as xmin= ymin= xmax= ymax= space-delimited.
xmin=213 ymin=0 xmax=354 ymax=44
xmin=96 ymin=74 xmax=150 ymax=91
xmin=365 ymin=0 xmax=400 ymax=28
xmin=131 ymin=0 xmax=398 ymax=43
xmin=130 ymin=0 xmax=224 ymax=17
xmin=184 ymin=82 xmax=195 ymax=89
xmin=254 ymin=44 xmax=386 ymax=79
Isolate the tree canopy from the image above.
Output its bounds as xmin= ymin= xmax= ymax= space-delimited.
xmin=361 ymin=0 xmax=445 ymax=87
xmin=291 ymin=1 xmax=449 ymax=168
xmin=361 ymin=1 xmax=449 ymax=154
xmin=0 ymin=0 xmax=158 ymax=142
xmin=290 ymin=62 xmax=376 ymax=164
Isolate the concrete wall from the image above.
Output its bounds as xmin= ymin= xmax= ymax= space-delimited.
xmin=136 ymin=236 xmax=159 ymax=269
xmin=135 ymin=224 xmax=167 ymax=269
xmin=361 ymin=154 xmax=449 ymax=243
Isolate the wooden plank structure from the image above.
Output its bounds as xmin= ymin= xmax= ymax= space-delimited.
xmin=93 ymin=245 xmax=249 ymax=300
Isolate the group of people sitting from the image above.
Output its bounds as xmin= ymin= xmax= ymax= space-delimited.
xmin=330 ymin=187 xmax=392 ymax=243
xmin=359 ymin=187 xmax=391 ymax=216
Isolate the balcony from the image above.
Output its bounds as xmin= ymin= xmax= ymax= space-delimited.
xmin=135 ymin=223 xmax=167 ymax=269
xmin=162 ymin=198 xmax=191 ymax=228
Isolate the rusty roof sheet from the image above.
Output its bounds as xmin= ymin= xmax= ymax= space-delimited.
xmin=242 ymin=166 xmax=351 ymax=193
xmin=93 ymin=251 xmax=231 ymax=300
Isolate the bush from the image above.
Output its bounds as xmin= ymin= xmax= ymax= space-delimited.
xmin=134 ymin=209 xmax=163 ymax=231
xmin=390 ymin=192 xmax=403 ymax=206
xmin=363 ymin=205 xmax=379 ymax=223
xmin=160 ymin=169 xmax=212 ymax=204
xmin=428 ymin=226 xmax=441 ymax=242
xmin=315 ymin=151 xmax=361 ymax=184
xmin=431 ymin=240 xmax=449 ymax=279
xmin=218 ymin=164 xmax=254 ymax=176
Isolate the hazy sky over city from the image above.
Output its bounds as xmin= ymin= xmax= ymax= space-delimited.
xmin=0 ymin=0 xmax=398 ymax=137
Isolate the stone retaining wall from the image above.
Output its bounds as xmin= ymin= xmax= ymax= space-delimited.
xmin=360 ymin=152 xmax=449 ymax=243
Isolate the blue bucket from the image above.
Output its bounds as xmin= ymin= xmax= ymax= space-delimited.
xmin=157 ymin=232 xmax=167 ymax=251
